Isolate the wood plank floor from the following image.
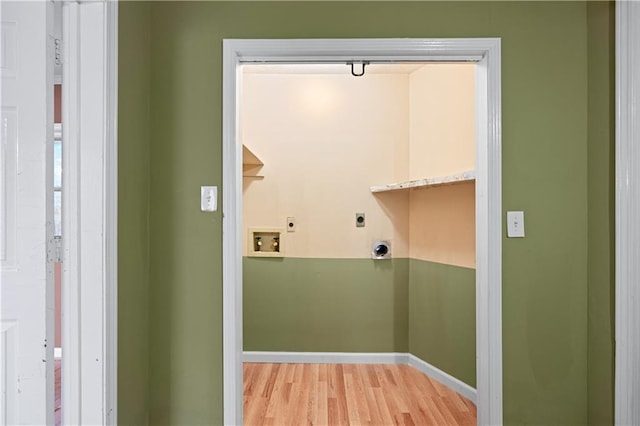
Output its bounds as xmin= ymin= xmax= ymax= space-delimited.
xmin=243 ymin=363 xmax=476 ymax=426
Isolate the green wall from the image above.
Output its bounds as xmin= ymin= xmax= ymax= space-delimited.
xmin=244 ymin=258 xmax=408 ymax=352
xmin=117 ymin=2 xmax=616 ymax=424
xmin=587 ymin=2 xmax=615 ymax=425
xmin=118 ymin=3 xmax=150 ymax=425
xmin=243 ymin=257 xmax=474 ymax=387
xmin=146 ymin=2 xmax=224 ymax=421
xmin=409 ymin=260 xmax=476 ymax=388
xmin=496 ymin=3 xmax=588 ymax=424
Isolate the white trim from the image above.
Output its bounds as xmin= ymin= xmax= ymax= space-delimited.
xmin=61 ymin=1 xmax=118 ymax=424
xmin=104 ymin=1 xmax=118 ymax=424
xmin=242 ymin=351 xmax=477 ymax=404
xmin=408 ymin=354 xmax=477 ymax=404
xmin=474 ymin=37 xmax=503 ymax=426
xmin=223 ymin=38 xmax=502 ymax=426
xmin=615 ymin=1 xmax=640 ymax=424
xmin=222 ymin=41 xmax=244 ymax=426
xmin=61 ymin=4 xmax=82 ymax=423
xmin=54 ymin=123 xmax=62 ymax=140
xmin=243 ymin=351 xmax=409 ymax=365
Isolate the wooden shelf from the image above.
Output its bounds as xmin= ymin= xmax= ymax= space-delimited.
xmin=243 ymin=145 xmax=264 ymax=178
xmin=370 ymin=170 xmax=475 ymax=193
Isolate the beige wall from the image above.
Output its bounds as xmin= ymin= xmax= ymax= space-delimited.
xmin=241 ymin=70 xmax=410 ymax=258
xmin=407 ymin=64 xmax=476 ymax=267
xmin=409 ymin=182 xmax=476 ymax=268
xmin=242 ymin=64 xmax=475 ymax=265
xmin=409 ymin=64 xmax=475 ymax=179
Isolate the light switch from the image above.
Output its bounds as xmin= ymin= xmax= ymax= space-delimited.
xmin=507 ymin=211 xmax=525 ymax=238
xmin=201 ymin=186 xmax=217 ymax=212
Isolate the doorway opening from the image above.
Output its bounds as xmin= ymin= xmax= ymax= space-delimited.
xmin=240 ymin=61 xmax=477 ymax=424
xmin=223 ymin=38 xmax=502 ymax=426
xmin=53 ymin=91 xmax=63 ymax=426
xmin=53 ymin=4 xmax=63 ymax=424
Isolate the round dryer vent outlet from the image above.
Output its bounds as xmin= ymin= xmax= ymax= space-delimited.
xmin=371 ymin=241 xmax=391 ymax=260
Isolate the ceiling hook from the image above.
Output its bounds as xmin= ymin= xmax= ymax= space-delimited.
xmin=349 ymin=61 xmax=369 ymax=77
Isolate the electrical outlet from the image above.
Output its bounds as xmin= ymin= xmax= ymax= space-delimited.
xmin=356 ymin=213 xmax=365 ymax=227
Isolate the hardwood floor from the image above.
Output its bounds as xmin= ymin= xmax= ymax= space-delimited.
xmin=243 ymin=363 xmax=476 ymax=426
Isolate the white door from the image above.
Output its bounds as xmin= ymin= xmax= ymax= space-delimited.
xmin=1 ymin=1 xmax=54 ymax=425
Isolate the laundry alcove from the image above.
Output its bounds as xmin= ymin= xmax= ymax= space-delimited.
xmin=240 ymin=62 xmax=477 ymax=391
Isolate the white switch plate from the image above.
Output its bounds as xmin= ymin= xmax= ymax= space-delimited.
xmin=507 ymin=211 xmax=525 ymax=238
xmin=201 ymin=186 xmax=217 ymax=212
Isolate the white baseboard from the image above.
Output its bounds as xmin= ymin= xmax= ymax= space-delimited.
xmin=55 ymin=347 xmax=62 ymax=359
xmin=242 ymin=351 xmax=476 ymax=403
xmin=243 ymin=351 xmax=408 ymax=365
xmin=407 ymin=354 xmax=476 ymax=403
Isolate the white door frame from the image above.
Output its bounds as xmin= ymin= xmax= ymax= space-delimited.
xmin=222 ymin=38 xmax=503 ymax=426
xmin=615 ymin=1 xmax=640 ymax=424
xmin=61 ymin=1 xmax=118 ymax=424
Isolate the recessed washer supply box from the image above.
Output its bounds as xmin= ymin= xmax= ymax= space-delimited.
xmin=248 ymin=228 xmax=284 ymax=257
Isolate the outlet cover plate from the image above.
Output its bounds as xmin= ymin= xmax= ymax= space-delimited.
xmin=287 ymin=217 xmax=296 ymax=232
